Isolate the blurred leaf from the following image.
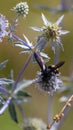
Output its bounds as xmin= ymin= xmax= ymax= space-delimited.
xmin=0 ymin=85 xmax=9 ymax=95
xmin=14 ymin=97 xmax=28 ymax=103
xmin=0 ymin=96 xmax=5 ymax=108
xmin=14 ymin=41 xmax=32 ymax=54
xmin=23 ymin=34 xmax=33 ymax=48
xmin=0 ymin=78 xmax=14 ymax=85
xmin=9 ymin=70 xmax=14 ymax=80
xmin=8 ymin=101 xmax=18 ymax=123
xmin=14 ymin=42 xmax=29 ymax=49
xmin=40 ymin=52 xmax=50 ymax=59
xmin=7 ymin=70 xmax=14 ymax=90
xmin=16 ymin=91 xmax=32 ymax=97
xmin=57 ymin=86 xmax=71 ymax=93
xmin=14 ymin=79 xmax=35 ymax=94
xmin=12 ymin=34 xmax=31 ymax=49
xmin=31 ymin=26 xmax=43 ymax=32
xmin=36 ymin=36 xmax=48 ymax=52
xmin=0 ymin=103 xmax=3 ymax=109
xmin=0 ymin=60 xmax=8 ymax=70
xmin=20 ymin=49 xmax=31 ymax=54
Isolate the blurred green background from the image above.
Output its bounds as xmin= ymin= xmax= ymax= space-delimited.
xmin=0 ymin=0 xmax=73 ymax=130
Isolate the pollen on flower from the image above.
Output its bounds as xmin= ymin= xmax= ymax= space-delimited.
xmin=43 ymin=24 xmax=61 ymax=41
xmin=0 ymin=14 xmax=9 ymax=42
xmin=13 ymin=2 xmax=29 ymax=17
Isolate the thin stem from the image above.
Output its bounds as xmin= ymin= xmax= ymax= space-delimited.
xmin=12 ymin=53 xmax=33 ymax=93
xmin=53 ymin=47 xmax=60 ymax=65
xmin=0 ymin=97 xmax=12 ymax=115
xmin=47 ymin=45 xmax=60 ymax=129
xmin=60 ymin=0 xmax=68 ymax=10
xmin=47 ymin=95 xmax=53 ymax=124
xmin=10 ymin=14 xmax=19 ymax=33
xmin=60 ymin=0 xmax=72 ymax=11
xmin=16 ymin=102 xmax=26 ymax=122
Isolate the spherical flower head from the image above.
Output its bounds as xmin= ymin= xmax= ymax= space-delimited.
xmin=13 ymin=2 xmax=29 ymax=17
xmin=31 ymin=14 xmax=69 ymax=53
xmin=36 ymin=64 xmax=63 ymax=95
xmin=41 ymin=14 xmax=69 ymax=53
xmin=0 ymin=14 xmax=9 ymax=42
xmin=23 ymin=118 xmax=46 ymax=130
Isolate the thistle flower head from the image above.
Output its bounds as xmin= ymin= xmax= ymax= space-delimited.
xmin=23 ymin=118 xmax=46 ymax=130
xmin=0 ymin=14 xmax=9 ymax=42
xmin=36 ymin=62 xmax=64 ymax=95
xmin=31 ymin=14 xmax=69 ymax=53
xmin=13 ymin=2 xmax=29 ymax=17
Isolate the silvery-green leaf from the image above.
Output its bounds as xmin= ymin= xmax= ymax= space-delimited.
xmin=0 ymin=96 xmax=5 ymax=106
xmin=56 ymin=39 xmax=64 ymax=51
xmin=16 ymin=91 xmax=31 ymax=97
xmin=14 ymin=79 xmax=35 ymax=94
xmin=31 ymin=26 xmax=43 ymax=32
xmin=42 ymin=13 xmax=51 ymax=26
xmin=8 ymin=101 xmax=18 ymax=123
xmin=40 ymin=52 xmax=50 ymax=60
xmin=23 ymin=34 xmax=33 ymax=47
xmin=20 ymin=49 xmax=31 ymax=54
xmin=0 ymin=102 xmax=4 ymax=109
xmin=12 ymin=34 xmax=30 ymax=49
xmin=0 ymin=85 xmax=9 ymax=94
xmin=52 ymin=40 xmax=55 ymax=53
xmin=0 ymin=78 xmax=14 ymax=85
xmin=36 ymin=36 xmax=48 ymax=51
xmin=0 ymin=60 xmax=8 ymax=70
xmin=14 ymin=98 xmax=28 ymax=103
xmin=56 ymin=15 xmax=64 ymax=25
xmin=14 ymin=42 xmax=29 ymax=49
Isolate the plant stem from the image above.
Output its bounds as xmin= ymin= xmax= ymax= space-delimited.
xmin=0 ymin=97 xmax=12 ymax=115
xmin=12 ymin=53 xmax=33 ymax=93
xmin=47 ymin=46 xmax=60 ymax=129
xmin=47 ymin=94 xmax=73 ymax=129
xmin=47 ymin=95 xmax=53 ymax=124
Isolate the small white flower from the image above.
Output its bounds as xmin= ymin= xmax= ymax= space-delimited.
xmin=13 ymin=2 xmax=29 ymax=17
xmin=0 ymin=14 xmax=9 ymax=42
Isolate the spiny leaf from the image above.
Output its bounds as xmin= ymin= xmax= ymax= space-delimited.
xmin=14 ymin=97 xmax=28 ymax=103
xmin=14 ymin=42 xmax=29 ymax=49
xmin=16 ymin=91 xmax=32 ymax=97
xmin=14 ymin=79 xmax=35 ymax=94
xmin=8 ymin=101 xmax=18 ymax=123
xmin=0 ymin=78 xmax=14 ymax=85
xmin=0 ymin=60 xmax=8 ymax=70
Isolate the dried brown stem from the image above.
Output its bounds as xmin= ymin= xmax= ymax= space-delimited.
xmin=47 ymin=95 xmax=73 ymax=129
